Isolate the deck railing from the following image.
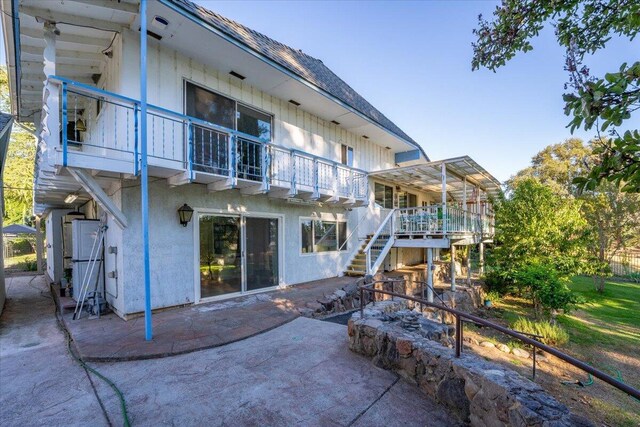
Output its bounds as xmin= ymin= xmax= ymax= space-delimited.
xmin=52 ymin=76 xmax=368 ymax=201
xmin=394 ymin=205 xmax=491 ymax=236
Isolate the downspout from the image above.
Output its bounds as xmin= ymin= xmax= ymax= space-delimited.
xmin=140 ymin=0 xmax=152 ymax=341
xmin=11 ymin=0 xmax=22 ymax=118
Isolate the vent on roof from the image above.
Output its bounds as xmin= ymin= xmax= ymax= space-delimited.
xmin=288 ymin=99 xmax=301 ymax=107
xmin=229 ymin=71 xmax=246 ymax=80
xmin=362 ymin=135 xmax=369 ymax=139
xmin=152 ymin=16 xmax=169 ymax=30
xmin=331 ymin=120 xmax=340 ymax=125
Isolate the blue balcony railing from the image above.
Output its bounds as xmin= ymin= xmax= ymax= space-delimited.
xmin=51 ymin=76 xmax=368 ymax=202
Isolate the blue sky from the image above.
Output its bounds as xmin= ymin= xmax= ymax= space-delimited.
xmin=198 ymin=0 xmax=635 ymax=182
xmin=1 ymin=1 xmax=634 ymax=182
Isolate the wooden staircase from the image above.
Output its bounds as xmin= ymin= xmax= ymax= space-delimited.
xmin=344 ymin=234 xmax=391 ymax=276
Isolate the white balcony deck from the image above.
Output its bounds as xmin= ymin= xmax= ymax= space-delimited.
xmin=40 ymin=77 xmax=368 ymax=207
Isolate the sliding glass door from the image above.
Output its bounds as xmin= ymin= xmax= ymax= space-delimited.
xmin=199 ymin=215 xmax=242 ymax=298
xmin=198 ymin=213 xmax=280 ymax=300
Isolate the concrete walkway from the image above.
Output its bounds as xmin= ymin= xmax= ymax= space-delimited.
xmin=2 ymin=275 xmax=458 ymax=426
xmin=0 ymin=274 xmax=108 ymax=426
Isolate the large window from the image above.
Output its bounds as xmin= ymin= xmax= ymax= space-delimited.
xmin=301 ymin=219 xmax=347 ymax=253
xmin=375 ymin=183 xmax=394 ymax=208
xmin=185 ymin=81 xmax=272 ymax=140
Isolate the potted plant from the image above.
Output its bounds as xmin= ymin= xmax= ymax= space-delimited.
xmin=484 ymin=291 xmax=500 ymax=308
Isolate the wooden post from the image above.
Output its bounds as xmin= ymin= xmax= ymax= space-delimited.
xmin=441 ymin=162 xmax=447 ymax=234
xmin=463 ymin=176 xmax=467 ymax=231
xmin=466 ymin=246 xmax=471 ymax=285
xmin=479 ymin=242 xmax=485 ymax=275
xmin=426 ymin=248 xmax=434 ymax=302
xmin=35 ymin=216 xmax=43 ymax=274
xmin=41 ymin=21 xmax=59 ymax=168
xmin=450 ymin=244 xmax=456 ymax=291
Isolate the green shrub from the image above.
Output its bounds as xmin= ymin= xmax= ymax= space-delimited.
xmin=626 ymin=272 xmax=640 ymax=283
xmin=484 ymin=291 xmax=501 ymax=302
xmin=513 ymin=262 xmax=579 ymax=316
xmin=9 ymin=238 xmax=34 ymax=255
xmin=15 ymin=258 xmax=37 ymax=271
xmin=512 ymin=317 xmax=569 ymax=346
xmin=483 ymin=267 xmax=515 ymax=295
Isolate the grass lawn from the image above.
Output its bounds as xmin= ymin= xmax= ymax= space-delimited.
xmin=480 ymin=276 xmax=640 ymax=426
xmin=3 ymin=253 xmax=37 ymax=270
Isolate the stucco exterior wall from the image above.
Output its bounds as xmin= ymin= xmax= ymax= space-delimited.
xmin=115 ymin=29 xmax=397 ymax=173
xmin=117 ymin=179 xmax=379 ymax=315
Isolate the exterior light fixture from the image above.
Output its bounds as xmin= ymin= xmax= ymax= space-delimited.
xmin=177 ymin=203 xmax=194 ymax=227
xmin=152 ymin=16 xmax=169 ymax=30
xmin=64 ymin=193 xmax=79 ymax=204
xmin=75 ymin=118 xmax=87 ymax=132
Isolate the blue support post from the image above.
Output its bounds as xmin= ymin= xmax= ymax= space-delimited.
xmin=134 ymin=103 xmax=139 ymax=176
xmin=61 ymin=82 xmax=68 ymax=167
xmin=187 ymin=120 xmax=193 ymax=180
xmin=140 ymin=0 xmax=152 ymax=341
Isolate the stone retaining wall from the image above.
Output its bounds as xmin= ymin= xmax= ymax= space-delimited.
xmin=348 ymin=313 xmax=592 ymax=426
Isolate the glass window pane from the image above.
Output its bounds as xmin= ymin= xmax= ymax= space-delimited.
xmin=338 ymin=221 xmax=347 ymax=251
xmin=237 ymin=104 xmax=272 ymax=140
xmin=347 ymin=147 xmax=354 ymax=167
xmin=186 ymin=82 xmax=235 ymax=130
xmin=375 ymin=183 xmax=386 ymax=206
xmin=399 ymin=193 xmax=407 ymax=209
xmin=301 ymin=219 xmax=313 ymax=253
xmin=314 ymin=220 xmax=337 ymax=252
xmin=409 ymin=193 xmax=417 ymax=207
xmin=385 ymin=185 xmax=393 ymax=208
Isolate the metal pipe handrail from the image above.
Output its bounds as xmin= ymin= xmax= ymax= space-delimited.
xmin=357 ymin=279 xmax=640 ymax=401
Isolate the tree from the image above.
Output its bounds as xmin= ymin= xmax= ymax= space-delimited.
xmin=1 ymin=66 xmax=36 ymax=225
xmin=491 ymin=178 xmax=590 ymax=277
xmin=472 ymin=0 xmax=640 ymax=192
xmin=510 ymin=138 xmax=640 ymax=291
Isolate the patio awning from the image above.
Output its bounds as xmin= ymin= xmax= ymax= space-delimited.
xmin=3 ymin=224 xmax=36 ymax=235
xmin=369 ymin=156 xmax=502 ymax=201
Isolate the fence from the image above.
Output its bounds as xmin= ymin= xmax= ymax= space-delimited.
xmin=608 ymin=250 xmax=640 ymax=277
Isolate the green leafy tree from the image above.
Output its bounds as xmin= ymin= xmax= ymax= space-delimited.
xmin=472 ymin=0 xmax=640 ymax=192
xmin=492 ymin=178 xmax=590 ymax=275
xmin=1 ymin=66 xmax=36 ymax=225
xmin=511 ymin=138 xmax=640 ymax=291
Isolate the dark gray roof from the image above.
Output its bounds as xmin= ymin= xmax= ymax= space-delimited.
xmin=170 ymin=0 xmax=418 ymax=146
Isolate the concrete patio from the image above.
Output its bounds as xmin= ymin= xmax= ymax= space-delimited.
xmin=1 ymin=274 xmax=460 ymax=426
xmin=56 ymin=276 xmax=356 ymax=361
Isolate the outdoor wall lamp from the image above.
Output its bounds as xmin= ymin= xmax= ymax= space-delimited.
xmin=177 ymin=204 xmax=194 ymax=227
xmin=75 ymin=118 xmax=87 ymax=132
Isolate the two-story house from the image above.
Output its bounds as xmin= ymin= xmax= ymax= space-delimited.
xmin=1 ymin=0 xmax=500 ymax=320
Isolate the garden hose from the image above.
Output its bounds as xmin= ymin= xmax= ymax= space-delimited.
xmin=561 ymin=373 xmax=594 ymax=387
xmin=52 ymin=289 xmax=131 ymax=426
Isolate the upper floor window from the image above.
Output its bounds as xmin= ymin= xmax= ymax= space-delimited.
xmin=341 ymin=144 xmax=354 ymax=167
xmin=184 ymin=81 xmax=272 ymax=141
xmin=375 ymin=183 xmax=393 ymax=209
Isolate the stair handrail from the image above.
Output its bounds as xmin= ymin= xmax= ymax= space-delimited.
xmin=338 ymin=208 xmax=371 ymax=252
xmin=364 ymin=209 xmax=396 ymax=274
xmin=363 ymin=209 xmax=395 ymax=253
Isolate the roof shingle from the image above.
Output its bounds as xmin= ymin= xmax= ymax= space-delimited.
xmin=170 ymin=0 xmax=418 ymax=146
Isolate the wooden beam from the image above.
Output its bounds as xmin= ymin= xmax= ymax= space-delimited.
xmin=67 ymin=167 xmax=128 ymax=229
xmin=21 ymin=27 xmax=112 ymax=47
xmin=22 ymin=61 xmax=100 ymax=75
xmin=64 ymin=0 xmax=139 ymax=14
xmin=21 ymin=44 xmax=104 ymax=62
xmin=20 ymin=6 xmax=125 ymax=33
